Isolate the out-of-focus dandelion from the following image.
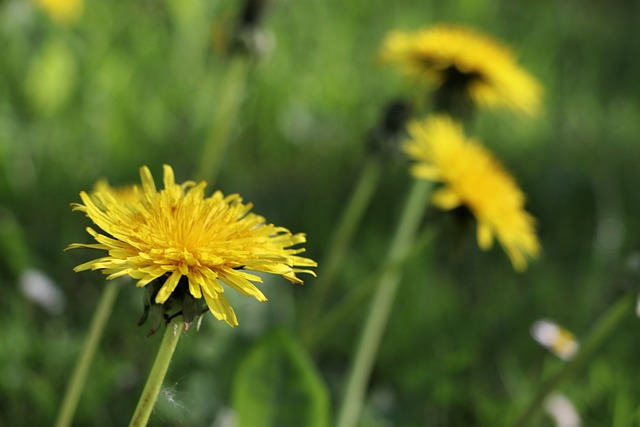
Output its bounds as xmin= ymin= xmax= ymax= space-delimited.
xmin=380 ymin=25 xmax=542 ymax=116
xmin=68 ymin=165 xmax=316 ymax=328
xmin=404 ymin=115 xmax=539 ymax=271
xmin=531 ymin=319 xmax=579 ymax=361
xmin=544 ymin=392 xmax=581 ymax=427
xmin=35 ymin=0 xmax=83 ymax=24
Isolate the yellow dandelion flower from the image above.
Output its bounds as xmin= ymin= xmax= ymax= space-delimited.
xmin=90 ymin=180 xmax=138 ymax=211
xmin=67 ymin=165 xmax=317 ymax=327
xmin=380 ymin=25 xmax=543 ymax=116
xmin=404 ymin=115 xmax=540 ymax=271
xmin=36 ymin=0 xmax=83 ymax=24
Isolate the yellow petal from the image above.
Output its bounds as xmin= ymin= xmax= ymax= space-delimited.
xmin=432 ymin=188 xmax=462 ymax=210
xmin=139 ymin=165 xmax=156 ymax=194
xmin=477 ymin=222 xmax=494 ymax=250
xmin=155 ymin=271 xmax=181 ymax=303
xmin=203 ymin=292 xmax=239 ymax=327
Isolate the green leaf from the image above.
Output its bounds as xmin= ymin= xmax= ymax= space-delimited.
xmin=233 ymin=329 xmax=330 ymax=427
xmin=24 ymin=39 xmax=77 ymax=117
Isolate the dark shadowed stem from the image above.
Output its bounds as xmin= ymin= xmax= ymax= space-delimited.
xmin=129 ymin=318 xmax=183 ymax=427
xmin=54 ymin=284 xmax=120 ymax=427
xmin=510 ymin=294 xmax=633 ymax=427
xmin=336 ymin=180 xmax=432 ymax=427
xmin=300 ymin=156 xmax=383 ymax=338
xmin=195 ymin=56 xmax=250 ymax=185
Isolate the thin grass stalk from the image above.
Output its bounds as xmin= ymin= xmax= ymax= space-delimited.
xmin=54 ymin=284 xmax=120 ymax=427
xmin=304 ymin=226 xmax=436 ymax=350
xmin=300 ymin=156 xmax=383 ymax=338
xmin=195 ymin=56 xmax=250 ymax=185
xmin=336 ymin=180 xmax=432 ymax=427
xmin=510 ymin=293 xmax=633 ymax=427
xmin=129 ymin=318 xmax=183 ymax=427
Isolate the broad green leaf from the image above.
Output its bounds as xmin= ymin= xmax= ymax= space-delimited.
xmin=233 ymin=329 xmax=330 ymax=427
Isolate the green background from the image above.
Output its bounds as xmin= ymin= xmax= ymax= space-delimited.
xmin=1 ymin=0 xmax=639 ymax=425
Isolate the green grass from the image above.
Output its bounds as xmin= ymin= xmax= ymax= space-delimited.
xmin=1 ymin=0 xmax=640 ymax=425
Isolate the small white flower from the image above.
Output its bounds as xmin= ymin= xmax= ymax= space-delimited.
xmin=544 ymin=392 xmax=581 ymax=427
xmin=531 ymin=319 xmax=579 ymax=361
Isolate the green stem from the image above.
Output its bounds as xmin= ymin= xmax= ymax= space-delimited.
xmin=510 ymin=293 xmax=633 ymax=427
xmin=195 ymin=56 xmax=250 ymax=185
xmin=300 ymin=157 xmax=383 ymax=338
xmin=336 ymin=180 xmax=432 ymax=427
xmin=129 ymin=318 xmax=184 ymax=427
xmin=304 ymin=226 xmax=436 ymax=350
xmin=54 ymin=284 xmax=120 ymax=427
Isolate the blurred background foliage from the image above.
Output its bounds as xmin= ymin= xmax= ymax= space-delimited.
xmin=1 ymin=0 xmax=640 ymax=425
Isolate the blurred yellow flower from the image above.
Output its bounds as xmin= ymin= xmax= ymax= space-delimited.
xmin=404 ymin=115 xmax=539 ymax=271
xmin=380 ymin=25 xmax=542 ymax=116
xmin=68 ymin=165 xmax=316 ymax=327
xmin=36 ymin=0 xmax=83 ymax=24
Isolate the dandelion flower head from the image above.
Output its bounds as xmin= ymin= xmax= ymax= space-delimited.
xmin=68 ymin=165 xmax=317 ymax=327
xmin=380 ymin=25 xmax=542 ymax=116
xmin=404 ymin=115 xmax=540 ymax=271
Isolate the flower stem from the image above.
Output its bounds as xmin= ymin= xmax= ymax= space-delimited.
xmin=195 ymin=56 xmax=250 ymax=185
xmin=336 ymin=179 xmax=432 ymax=427
xmin=304 ymin=226 xmax=436 ymax=350
xmin=54 ymin=284 xmax=120 ymax=427
xmin=129 ymin=318 xmax=183 ymax=427
xmin=510 ymin=293 xmax=633 ymax=427
xmin=300 ymin=156 xmax=383 ymax=338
